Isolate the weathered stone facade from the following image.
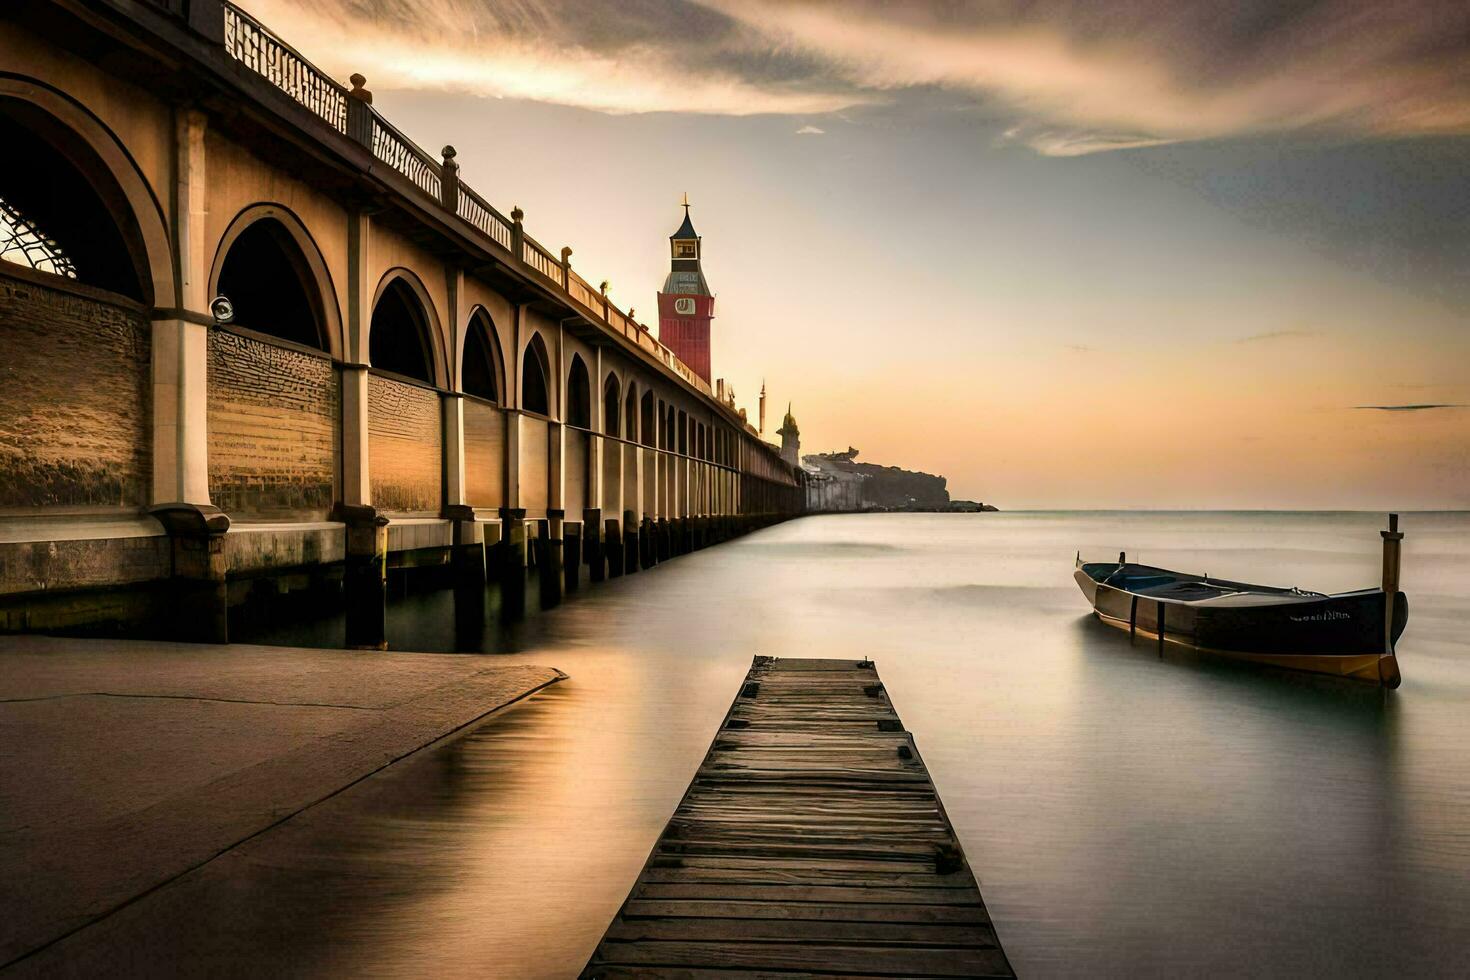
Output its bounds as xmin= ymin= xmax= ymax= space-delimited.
xmin=367 ymin=374 xmax=443 ymax=514
xmin=207 ymin=329 xmax=338 ymax=520
xmin=0 ymin=272 xmax=149 ymax=512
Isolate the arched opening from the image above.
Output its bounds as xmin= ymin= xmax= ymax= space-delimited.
xmin=663 ymin=405 xmax=675 ymax=450
xmin=0 ymin=99 xmax=147 ymax=301
xmin=0 ymin=94 xmax=154 ymax=513
xmin=603 ymin=374 xmax=621 ymax=436
xmin=462 ymin=309 xmax=502 ymax=402
xmin=640 ymin=391 xmax=656 ymax=448
xmin=521 ymin=333 xmax=550 ymax=415
xmin=624 ymin=383 xmax=638 ymax=441
xmin=371 ymin=277 xmax=435 ymax=383
xmin=678 ymin=411 xmax=688 ymax=454
xmin=215 ymin=217 xmax=326 ymax=350
xmin=566 ymin=354 xmax=591 ymax=428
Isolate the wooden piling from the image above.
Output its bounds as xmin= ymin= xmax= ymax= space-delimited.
xmin=582 ymin=656 xmax=1015 ymax=978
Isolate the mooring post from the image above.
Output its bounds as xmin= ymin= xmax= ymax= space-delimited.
xmin=148 ymin=504 xmax=230 ymax=643
xmin=1381 ymin=513 xmax=1403 ymax=652
xmin=336 ymin=504 xmax=388 ymax=649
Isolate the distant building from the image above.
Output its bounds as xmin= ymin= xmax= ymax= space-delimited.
xmin=656 ymin=201 xmax=714 ymax=384
xmin=777 ymin=404 xmax=801 ymax=468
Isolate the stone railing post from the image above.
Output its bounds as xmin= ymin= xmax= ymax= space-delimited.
xmin=599 ymin=280 xmax=609 ymax=321
xmin=560 ymin=246 xmax=572 ymax=291
xmin=347 ymin=74 xmax=374 ymax=149
xmin=440 ymin=145 xmax=460 ymax=213
xmin=510 ymin=206 xmax=524 ymax=261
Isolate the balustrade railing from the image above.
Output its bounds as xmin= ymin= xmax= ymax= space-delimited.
xmin=218 ymin=0 xmax=721 ymax=407
xmin=371 ymin=117 xmax=441 ymax=201
xmin=521 ymin=237 xmax=561 ymax=283
xmin=456 ymin=185 xmax=514 ymax=252
xmin=222 ymin=5 xmax=348 ymax=132
xmin=568 ymin=270 xmax=601 ymax=311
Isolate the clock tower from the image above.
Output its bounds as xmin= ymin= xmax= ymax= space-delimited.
xmin=657 ymin=198 xmax=714 ymax=384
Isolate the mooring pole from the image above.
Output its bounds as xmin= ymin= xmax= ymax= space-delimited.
xmin=1381 ymin=513 xmax=1403 ymax=654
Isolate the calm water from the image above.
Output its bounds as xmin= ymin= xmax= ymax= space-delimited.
xmin=85 ymin=513 xmax=1470 ymax=976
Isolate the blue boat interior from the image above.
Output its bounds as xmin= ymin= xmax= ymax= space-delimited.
xmin=1080 ymin=562 xmax=1287 ymax=601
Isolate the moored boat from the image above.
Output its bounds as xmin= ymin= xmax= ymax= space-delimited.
xmin=1074 ymin=515 xmax=1407 ymax=688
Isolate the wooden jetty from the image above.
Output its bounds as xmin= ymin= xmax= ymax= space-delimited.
xmin=582 ymin=656 xmax=1015 ymax=978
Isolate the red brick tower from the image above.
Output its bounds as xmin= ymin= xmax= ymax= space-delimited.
xmin=657 ymin=199 xmax=714 ymax=384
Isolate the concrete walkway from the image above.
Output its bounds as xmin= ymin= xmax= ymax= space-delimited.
xmin=0 ymin=635 xmax=565 ymax=968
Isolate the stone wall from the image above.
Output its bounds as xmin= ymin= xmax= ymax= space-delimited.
xmin=463 ymin=397 xmax=505 ymax=508
xmin=207 ymin=329 xmax=338 ymax=520
xmin=368 ymin=374 xmax=442 ymax=514
xmin=0 ymin=272 xmax=150 ymax=511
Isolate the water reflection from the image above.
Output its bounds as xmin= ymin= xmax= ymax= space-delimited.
xmin=54 ymin=513 xmax=1470 ymax=976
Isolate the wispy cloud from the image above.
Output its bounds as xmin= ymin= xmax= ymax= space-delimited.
xmin=711 ymin=0 xmax=1470 ymax=154
xmin=240 ymin=0 xmax=1470 ymax=152
xmin=1353 ymin=404 xmax=1467 ymax=412
xmin=240 ymin=0 xmax=870 ymax=116
xmin=1235 ymin=329 xmax=1316 ymax=344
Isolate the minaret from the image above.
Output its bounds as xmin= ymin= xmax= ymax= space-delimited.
xmin=656 ymin=195 xmax=715 ymax=384
xmin=777 ymin=403 xmax=800 ymax=467
xmin=759 ymin=381 xmax=767 ymax=437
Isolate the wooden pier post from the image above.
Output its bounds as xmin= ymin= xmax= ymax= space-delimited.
xmin=1380 ymin=513 xmax=1404 ymax=687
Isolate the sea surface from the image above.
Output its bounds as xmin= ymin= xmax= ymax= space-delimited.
xmin=192 ymin=513 xmax=1470 ymax=975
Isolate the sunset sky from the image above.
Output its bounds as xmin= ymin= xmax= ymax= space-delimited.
xmin=244 ymin=0 xmax=1470 ymax=509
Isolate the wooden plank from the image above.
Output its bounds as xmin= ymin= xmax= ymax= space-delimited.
xmin=582 ymin=656 xmax=1015 ymax=978
xmin=604 ymin=917 xmax=996 ymax=945
xmin=621 ymin=900 xmax=991 ymax=924
xmin=592 ymin=940 xmax=1013 ymax=976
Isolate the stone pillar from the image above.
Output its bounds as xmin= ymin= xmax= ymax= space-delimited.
xmin=564 ymin=521 xmax=581 ymax=593
xmin=584 ymin=506 xmax=604 ymax=582
xmin=497 ymin=507 xmax=527 ymax=620
xmin=148 ymin=504 xmax=229 ymax=643
xmin=446 ymin=505 xmax=486 ymax=651
xmin=540 ymin=510 xmax=564 ymax=609
xmin=605 ymin=516 xmax=624 ymax=578
xmin=338 ymin=504 xmax=388 ymax=649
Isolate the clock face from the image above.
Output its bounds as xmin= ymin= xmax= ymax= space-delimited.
xmin=674 ymin=297 xmax=697 ymax=315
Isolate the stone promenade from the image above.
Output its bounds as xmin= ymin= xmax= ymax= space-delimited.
xmin=0 ymin=636 xmax=564 ymax=969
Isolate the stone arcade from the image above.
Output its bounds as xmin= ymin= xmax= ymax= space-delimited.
xmin=0 ymin=0 xmax=805 ymax=646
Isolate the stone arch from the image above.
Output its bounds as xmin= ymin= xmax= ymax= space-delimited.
xmin=603 ymin=372 xmax=622 ymax=436
xmin=210 ymin=204 xmax=341 ymax=357
xmin=663 ymin=403 xmax=675 ymax=450
xmin=370 ymin=268 xmax=445 ymax=386
xmin=461 ymin=306 xmax=504 ymax=402
xmin=640 ymin=390 xmax=656 ymax=448
xmin=565 ymin=353 xmax=591 ymax=428
xmin=0 ymin=78 xmax=173 ymax=306
xmin=623 ymin=381 xmax=638 ymax=441
xmin=520 ymin=330 xmax=551 ymax=415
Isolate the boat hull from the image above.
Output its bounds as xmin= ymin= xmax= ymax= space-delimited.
xmin=1075 ymin=568 xmax=1405 ymax=688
